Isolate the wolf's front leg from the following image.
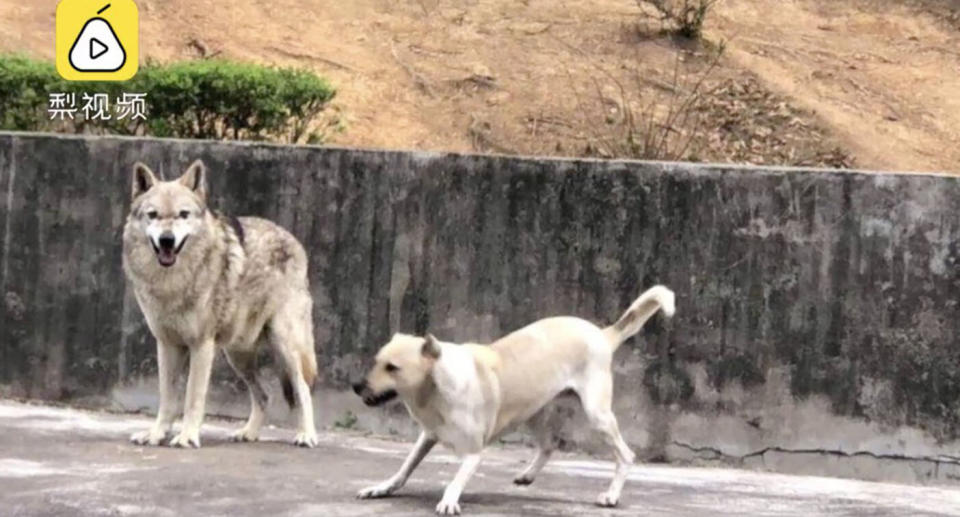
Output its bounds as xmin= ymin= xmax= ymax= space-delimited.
xmin=131 ymin=342 xmax=184 ymax=446
xmin=436 ymin=453 xmax=482 ymax=516
xmin=358 ymin=432 xmax=438 ymax=499
xmin=169 ymin=339 xmax=215 ymax=448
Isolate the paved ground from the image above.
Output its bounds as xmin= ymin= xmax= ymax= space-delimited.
xmin=1 ymin=400 xmax=959 ymax=516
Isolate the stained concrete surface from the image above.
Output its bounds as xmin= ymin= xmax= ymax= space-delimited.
xmin=1 ymin=400 xmax=958 ymax=517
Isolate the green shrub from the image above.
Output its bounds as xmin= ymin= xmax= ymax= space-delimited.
xmin=0 ymin=56 xmax=61 ymax=132
xmin=0 ymin=55 xmax=337 ymax=143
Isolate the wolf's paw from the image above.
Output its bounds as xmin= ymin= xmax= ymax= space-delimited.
xmin=130 ymin=428 xmax=166 ymax=446
xmin=293 ymin=431 xmax=318 ymax=448
xmin=169 ymin=429 xmax=201 ymax=449
xmin=435 ymin=499 xmax=461 ymax=515
xmin=513 ymin=474 xmax=535 ymax=486
xmin=595 ymin=491 xmax=620 ymax=508
xmin=230 ymin=427 xmax=260 ymax=443
xmin=356 ymin=482 xmax=397 ymax=499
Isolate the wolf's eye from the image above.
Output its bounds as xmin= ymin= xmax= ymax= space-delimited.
xmin=385 ymin=363 xmax=399 ymax=373
xmin=146 ymin=210 xmax=158 ymax=220
xmin=179 ymin=210 xmax=191 ymax=219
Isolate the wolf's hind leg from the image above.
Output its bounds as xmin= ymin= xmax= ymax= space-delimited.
xmin=224 ymin=348 xmax=268 ymax=442
xmin=269 ymin=294 xmax=318 ymax=448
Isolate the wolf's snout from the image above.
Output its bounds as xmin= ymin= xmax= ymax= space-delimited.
xmin=153 ymin=232 xmax=181 ymax=268
xmin=158 ymin=233 xmax=176 ymax=250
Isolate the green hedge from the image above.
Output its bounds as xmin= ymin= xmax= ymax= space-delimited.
xmin=0 ymin=55 xmax=337 ymax=143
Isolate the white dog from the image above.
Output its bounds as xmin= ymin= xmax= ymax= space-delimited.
xmin=353 ymin=285 xmax=675 ymax=514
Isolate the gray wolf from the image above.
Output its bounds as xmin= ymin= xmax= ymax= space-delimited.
xmin=353 ymin=285 xmax=676 ymax=514
xmin=122 ymin=160 xmax=319 ymax=448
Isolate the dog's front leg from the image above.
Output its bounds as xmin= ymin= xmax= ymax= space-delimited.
xmin=357 ymin=432 xmax=438 ymax=499
xmin=131 ymin=341 xmax=184 ymax=446
xmin=435 ymin=453 xmax=482 ymax=516
xmin=169 ymin=339 xmax=215 ymax=448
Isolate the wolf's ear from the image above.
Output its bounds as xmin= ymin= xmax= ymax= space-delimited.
xmin=131 ymin=162 xmax=158 ymax=200
xmin=178 ymin=159 xmax=207 ymax=200
xmin=421 ymin=334 xmax=441 ymax=359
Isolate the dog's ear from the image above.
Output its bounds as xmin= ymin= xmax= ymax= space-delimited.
xmin=178 ymin=159 xmax=207 ymax=200
xmin=131 ymin=162 xmax=158 ymax=200
xmin=421 ymin=334 xmax=441 ymax=359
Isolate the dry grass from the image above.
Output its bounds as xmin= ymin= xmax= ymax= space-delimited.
xmin=578 ymin=42 xmax=726 ymax=161
xmin=637 ymin=0 xmax=721 ymax=39
xmin=576 ymin=38 xmax=854 ymax=168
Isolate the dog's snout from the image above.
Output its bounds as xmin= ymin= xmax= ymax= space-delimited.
xmin=352 ymin=381 xmax=367 ymax=396
xmin=158 ymin=233 xmax=176 ymax=250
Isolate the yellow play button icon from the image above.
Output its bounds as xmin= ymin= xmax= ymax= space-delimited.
xmin=57 ymin=0 xmax=139 ymax=81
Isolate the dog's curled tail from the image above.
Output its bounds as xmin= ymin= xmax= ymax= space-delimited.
xmin=605 ymin=285 xmax=675 ymax=350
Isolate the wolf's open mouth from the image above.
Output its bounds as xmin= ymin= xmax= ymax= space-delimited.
xmin=151 ymin=236 xmax=188 ymax=267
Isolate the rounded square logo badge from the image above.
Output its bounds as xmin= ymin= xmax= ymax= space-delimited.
xmin=56 ymin=0 xmax=139 ymax=81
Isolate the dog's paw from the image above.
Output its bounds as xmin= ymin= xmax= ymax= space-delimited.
xmin=230 ymin=427 xmax=260 ymax=443
xmin=293 ymin=431 xmax=318 ymax=448
xmin=130 ymin=428 xmax=166 ymax=446
xmin=435 ymin=499 xmax=461 ymax=515
xmin=595 ymin=492 xmax=620 ymax=508
xmin=512 ymin=474 xmax=535 ymax=486
xmin=168 ymin=429 xmax=201 ymax=449
xmin=356 ymin=482 xmax=397 ymax=499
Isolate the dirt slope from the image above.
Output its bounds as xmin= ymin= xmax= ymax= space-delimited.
xmin=709 ymin=0 xmax=960 ymax=172
xmin=1 ymin=0 xmax=957 ymax=172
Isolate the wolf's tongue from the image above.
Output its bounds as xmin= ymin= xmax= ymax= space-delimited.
xmin=157 ymin=248 xmax=176 ymax=267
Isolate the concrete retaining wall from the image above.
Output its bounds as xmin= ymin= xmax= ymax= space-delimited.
xmin=2 ymin=132 xmax=959 ymax=483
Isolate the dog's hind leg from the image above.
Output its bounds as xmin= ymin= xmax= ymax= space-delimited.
xmin=513 ymin=408 xmax=557 ymax=486
xmin=224 ymin=348 xmax=269 ymax=442
xmin=577 ymin=372 xmax=635 ymax=507
xmin=268 ymin=295 xmax=318 ymax=448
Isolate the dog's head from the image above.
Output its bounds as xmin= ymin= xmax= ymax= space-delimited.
xmin=353 ymin=333 xmax=442 ymax=407
xmin=128 ymin=160 xmax=209 ymax=268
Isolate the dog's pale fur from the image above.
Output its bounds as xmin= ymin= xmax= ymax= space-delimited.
xmin=354 ymin=285 xmax=676 ymax=514
xmin=122 ymin=160 xmax=319 ymax=448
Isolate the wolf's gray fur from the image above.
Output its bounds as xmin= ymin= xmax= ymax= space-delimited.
xmin=122 ymin=160 xmax=319 ymax=448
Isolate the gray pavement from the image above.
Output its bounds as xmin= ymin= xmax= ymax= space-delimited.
xmin=1 ymin=400 xmax=958 ymax=516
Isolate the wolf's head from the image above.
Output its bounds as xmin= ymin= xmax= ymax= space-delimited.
xmin=128 ymin=160 xmax=209 ymax=268
xmin=352 ymin=333 xmax=442 ymax=407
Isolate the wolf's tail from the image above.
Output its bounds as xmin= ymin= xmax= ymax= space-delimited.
xmin=279 ymin=309 xmax=318 ymax=409
xmin=280 ymin=350 xmax=317 ymax=409
xmin=300 ymin=348 xmax=318 ymax=391
xmin=604 ymin=285 xmax=675 ymax=350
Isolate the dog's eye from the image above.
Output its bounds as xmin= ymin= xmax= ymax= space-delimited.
xmin=385 ymin=363 xmax=399 ymax=373
xmin=178 ymin=210 xmax=191 ymax=219
xmin=146 ymin=210 xmax=158 ymax=220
